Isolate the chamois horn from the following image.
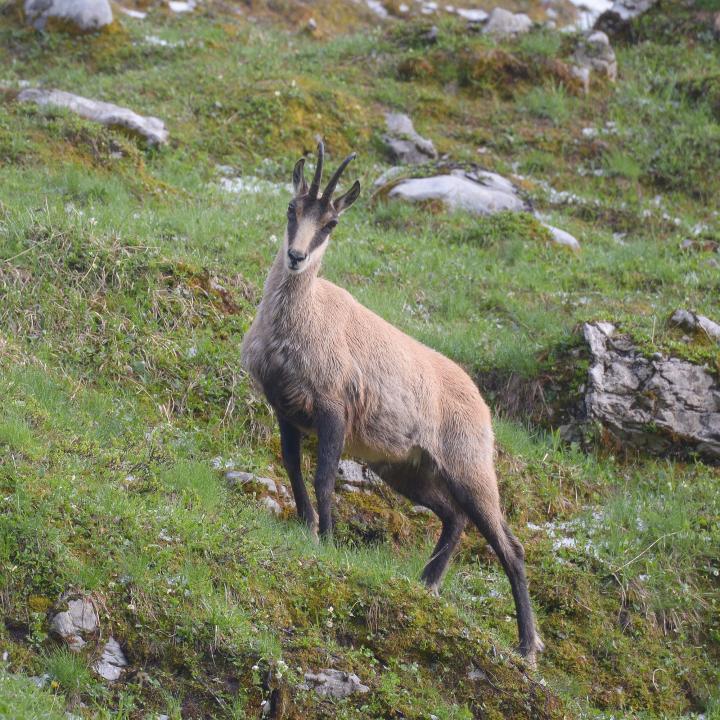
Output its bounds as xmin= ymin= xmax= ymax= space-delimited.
xmin=321 ymin=152 xmax=357 ymax=205
xmin=308 ymin=141 xmax=325 ymax=199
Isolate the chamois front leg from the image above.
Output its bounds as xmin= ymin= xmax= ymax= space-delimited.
xmin=313 ymin=408 xmax=345 ymax=538
xmin=278 ymin=417 xmax=317 ymax=536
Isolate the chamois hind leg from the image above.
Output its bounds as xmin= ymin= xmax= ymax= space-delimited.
xmin=445 ymin=464 xmax=543 ymax=666
xmin=419 ymin=507 xmax=467 ymax=595
xmin=278 ymin=417 xmax=317 ymax=535
xmin=371 ymin=459 xmax=467 ymax=595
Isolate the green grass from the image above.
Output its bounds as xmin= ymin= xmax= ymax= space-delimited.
xmin=0 ymin=1 xmax=719 ymax=718
xmin=521 ymin=83 xmax=575 ymax=126
xmin=0 ymin=670 xmax=67 ymax=720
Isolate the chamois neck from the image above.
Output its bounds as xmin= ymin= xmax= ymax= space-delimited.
xmin=261 ymin=246 xmax=320 ymax=321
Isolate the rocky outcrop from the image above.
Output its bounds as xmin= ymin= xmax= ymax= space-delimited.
xmin=595 ymin=0 xmax=659 ymax=35
xmin=571 ymin=322 xmax=720 ymax=461
xmin=383 ymin=112 xmax=437 ymax=165
xmin=572 ymin=31 xmax=617 ymax=92
xmin=17 ymin=89 xmax=168 ymax=146
xmin=301 ymin=669 xmax=370 ymax=698
xmin=24 ymin=0 xmax=112 ymax=32
xmin=483 ymin=7 xmax=533 ymax=36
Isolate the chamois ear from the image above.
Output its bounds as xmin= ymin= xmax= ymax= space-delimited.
xmin=333 ymin=180 xmax=361 ymax=214
xmin=292 ymin=158 xmax=308 ymax=196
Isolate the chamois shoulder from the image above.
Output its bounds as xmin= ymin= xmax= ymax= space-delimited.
xmin=319 ymin=279 xmax=475 ymax=382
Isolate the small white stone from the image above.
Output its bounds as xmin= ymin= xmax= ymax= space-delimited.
xmin=117 ymin=6 xmax=146 ymax=18
xmin=543 ymin=224 xmax=581 ymax=251
xmin=455 ymin=7 xmax=488 ymax=22
xmin=168 ymin=0 xmax=195 ymax=12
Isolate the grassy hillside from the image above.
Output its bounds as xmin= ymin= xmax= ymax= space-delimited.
xmin=1 ymin=0 xmax=719 ymax=717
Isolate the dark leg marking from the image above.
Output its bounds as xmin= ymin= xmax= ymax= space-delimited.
xmin=420 ymin=512 xmax=467 ymax=593
xmin=313 ymin=408 xmax=345 ymax=538
xmin=278 ymin=417 xmax=316 ymax=531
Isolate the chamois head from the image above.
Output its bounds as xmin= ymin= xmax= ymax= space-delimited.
xmin=284 ymin=141 xmax=361 ymax=274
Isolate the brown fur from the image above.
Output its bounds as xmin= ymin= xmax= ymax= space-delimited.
xmin=241 ymin=144 xmax=544 ymax=665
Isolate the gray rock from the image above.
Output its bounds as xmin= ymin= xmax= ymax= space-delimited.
xmin=410 ymin=505 xmax=434 ymax=516
xmin=24 ymin=0 xmax=112 ymax=32
xmin=261 ymin=496 xmax=282 ymax=515
xmin=421 ymin=25 xmax=439 ymax=43
xmin=580 ymin=322 xmax=720 ymax=461
xmin=252 ymin=476 xmax=278 ymax=495
xmin=50 ymin=597 xmax=98 ymax=650
xmin=373 ymin=166 xmax=406 ymax=189
xmin=337 ymin=459 xmax=365 ymax=484
xmin=573 ymin=31 xmax=617 ymax=87
xmin=670 ymin=309 xmax=720 ymax=343
xmin=93 ymin=637 xmax=127 ymax=681
xmin=337 ymin=459 xmax=381 ymax=487
xmin=467 ymin=666 xmax=488 ymax=681
xmin=29 ymin=674 xmax=51 ymax=688
xmin=387 ymin=171 xmax=526 ymax=215
xmin=17 ymin=88 xmax=168 ymax=146
xmin=595 ymin=0 xmax=658 ymax=33
xmin=570 ymin=65 xmax=591 ymax=94
xmin=544 ymin=224 xmax=581 ymax=250
xmin=383 ymin=113 xmax=437 ymax=165
xmin=483 ymin=7 xmax=532 ymax=36
xmin=302 ymin=669 xmax=370 ymax=699
xmin=385 ymin=170 xmax=582 ymax=250
xmin=341 ymin=483 xmax=361 ymax=493
xmin=225 ymin=470 xmax=278 ymax=494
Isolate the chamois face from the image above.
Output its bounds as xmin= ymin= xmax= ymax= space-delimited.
xmin=285 ymin=142 xmax=361 ymax=275
xmin=284 ymin=197 xmax=338 ymax=274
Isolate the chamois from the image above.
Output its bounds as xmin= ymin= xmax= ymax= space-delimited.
xmin=241 ymin=142 xmax=544 ymax=664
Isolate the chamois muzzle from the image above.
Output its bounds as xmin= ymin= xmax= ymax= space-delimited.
xmin=287 ymin=248 xmax=307 ymax=270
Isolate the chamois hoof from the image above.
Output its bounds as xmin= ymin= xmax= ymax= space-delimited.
xmin=308 ymin=524 xmax=319 ymax=543
xmin=426 ymin=583 xmax=441 ymax=598
xmin=520 ymin=635 xmax=545 ymax=671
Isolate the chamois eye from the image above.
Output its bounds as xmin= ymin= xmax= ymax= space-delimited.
xmin=324 ymin=220 xmax=338 ymax=232
xmin=287 ymin=203 xmax=296 ymax=220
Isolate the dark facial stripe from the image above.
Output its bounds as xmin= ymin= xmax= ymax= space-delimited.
xmin=309 ymin=228 xmax=330 ymax=252
xmin=287 ymin=215 xmax=298 ymax=244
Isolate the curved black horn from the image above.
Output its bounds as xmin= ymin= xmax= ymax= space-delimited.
xmin=321 ymin=152 xmax=357 ymax=205
xmin=308 ymin=141 xmax=325 ymax=199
